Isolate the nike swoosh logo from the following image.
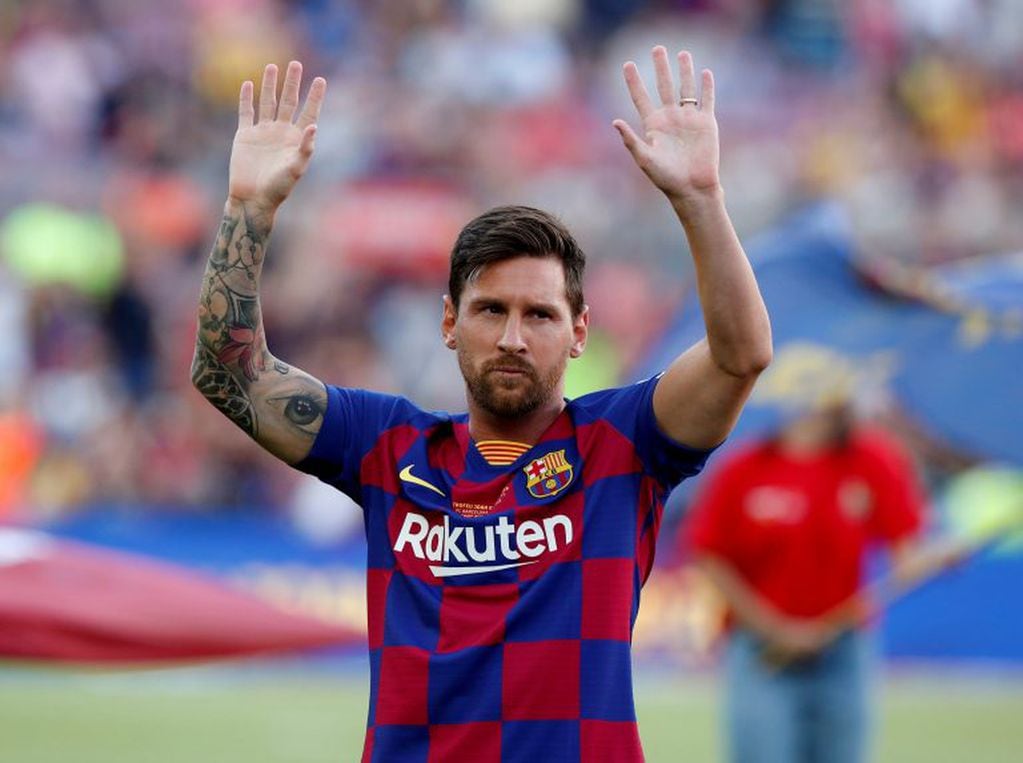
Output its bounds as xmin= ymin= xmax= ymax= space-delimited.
xmin=398 ymin=464 xmax=446 ymax=497
xmin=430 ymin=561 xmax=536 ymax=578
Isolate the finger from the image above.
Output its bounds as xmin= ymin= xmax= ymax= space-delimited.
xmin=678 ymin=50 xmax=697 ymax=103
xmin=258 ymin=63 xmax=278 ymax=122
xmin=612 ymin=119 xmax=650 ymax=163
xmin=238 ymin=80 xmax=254 ymax=129
xmin=622 ymin=61 xmax=654 ymax=120
xmin=653 ymin=45 xmax=675 ymax=106
xmin=701 ymin=68 xmax=715 ymax=114
xmin=296 ymin=76 xmax=327 ymax=130
xmin=277 ymin=60 xmax=303 ymax=122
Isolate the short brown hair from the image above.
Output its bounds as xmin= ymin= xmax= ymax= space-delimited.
xmin=448 ymin=206 xmax=586 ymax=316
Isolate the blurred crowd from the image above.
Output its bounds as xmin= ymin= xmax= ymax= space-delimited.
xmin=1 ymin=0 xmax=1021 ymax=525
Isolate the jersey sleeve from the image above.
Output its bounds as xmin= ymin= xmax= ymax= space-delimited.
xmin=294 ymin=385 xmax=416 ymax=503
xmin=580 ymin=375 xmax=718 ymax=491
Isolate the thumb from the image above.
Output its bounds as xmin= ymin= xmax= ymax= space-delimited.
xmin=613 ymin=119 xmax=648 ymax=163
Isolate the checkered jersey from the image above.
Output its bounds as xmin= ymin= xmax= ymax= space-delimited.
xmin=298 ymin=376 xmax=713 ymax=762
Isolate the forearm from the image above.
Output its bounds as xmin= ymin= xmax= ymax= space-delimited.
xmin=697 ymin=554 xmax=784 ymax=640
xmin=192 ymin=198 xmax=275 ymax=431
xmin=889 ymin=536 xmax=963 ymax=589
xmin=672 ymin=188 xmax=772 ymax=377
xmin=191 ymin=199 xmax=326 ymax=463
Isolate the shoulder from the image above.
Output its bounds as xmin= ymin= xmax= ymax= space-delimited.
xmin=318 ymin=386 xmax=457 ymax=454
xmin=325 ymin=386 xmax=414 ymax=411
xmin=567 ymin=376 xmax=659 ymax=420
xmin=847 ymin=427 xmax=914 ymax=468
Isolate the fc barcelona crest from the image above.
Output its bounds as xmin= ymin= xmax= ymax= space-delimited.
xmin=523 ymin=449 xmax=574 ymax=499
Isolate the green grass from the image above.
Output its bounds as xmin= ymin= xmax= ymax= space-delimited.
xmin=1 ymin=665 xmax=1021 ymax=762
xmin=873 ymin=676 xmax=1023 ymax=763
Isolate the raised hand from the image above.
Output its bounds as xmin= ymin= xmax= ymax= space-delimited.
xmin=613 ymin=47 xmax=720 ymax=203
xmin=229 ymin=61 xmax=326 ymax=215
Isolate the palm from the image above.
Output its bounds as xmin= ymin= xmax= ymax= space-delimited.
xmin=228 ymin=62 xmax=326 ymax=212
xmin=230 ymin=123 xmax=309 ymax=208
xmin=639 ymin=108 xmax=719 ymax=194
xmin=614 ymin=48 xmax=721 ymax=200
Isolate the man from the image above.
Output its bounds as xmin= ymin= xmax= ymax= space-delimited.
xmin=685 ymin=399 xmax=927 ymax=763
xmin=193 ymin=46 xmax=770 ymax=762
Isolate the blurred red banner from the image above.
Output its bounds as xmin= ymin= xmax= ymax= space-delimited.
xmin=0 ymin=528 xmax=362 ymax=663
xmin=320 ymin=179 xmax=473 ymax=277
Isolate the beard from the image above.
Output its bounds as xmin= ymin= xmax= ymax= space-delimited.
xmin=458 ymin=352 xmax=565 ymax=419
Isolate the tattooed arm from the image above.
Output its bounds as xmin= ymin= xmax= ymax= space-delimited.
xmin=192 ymin=62 xmax=329 ymax=464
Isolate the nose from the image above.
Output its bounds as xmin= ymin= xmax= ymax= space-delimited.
xmin=496 ymin=316 xmax=527 ymax=354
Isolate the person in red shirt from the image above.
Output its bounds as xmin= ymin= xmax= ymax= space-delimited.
xmin=686 ymin=400 xmax=926 ymax=763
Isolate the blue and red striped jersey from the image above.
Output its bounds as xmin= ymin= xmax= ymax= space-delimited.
xmin=298 ymin=375 xmax=713 ymax=762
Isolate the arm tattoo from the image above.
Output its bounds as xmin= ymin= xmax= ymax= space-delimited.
xmin=193 ymin=206 xmax=270 ymax=433
xmin=267 ymin=388 xmax=327 ymax=435
xmin=191 ymin=344 xmax=257 ymax=435
xmin=197 ymin=210 xmax=269 ymax=382
xmin=192 ymin=203 xmax=326 ymax=453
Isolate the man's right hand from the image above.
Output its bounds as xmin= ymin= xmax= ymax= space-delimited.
xmin=229 ymin=61 xmax=326 ymax=216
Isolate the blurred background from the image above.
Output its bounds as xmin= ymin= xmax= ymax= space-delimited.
xmin=1 ymin=0 xmax=1021 ymax=761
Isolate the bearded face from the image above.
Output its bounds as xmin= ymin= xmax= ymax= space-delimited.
xmin=457 ymin=345 xmax=568 ymax=419
xmin=442 ymin=256 xmax=588 ymax=424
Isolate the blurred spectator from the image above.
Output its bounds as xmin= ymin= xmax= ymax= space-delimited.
xmin=0 ymin=0 xmax=1019 ymax=520
xmin=0 ymin=404 xmax=43 ymax=519
xmin=684 ymin=395 xmax=929 ymax=763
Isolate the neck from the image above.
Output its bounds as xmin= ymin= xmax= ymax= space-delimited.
xmin=467 ymin=397 xmax=566 ymax=445
xmin=777 ymin=433 xmax=831 ymax=460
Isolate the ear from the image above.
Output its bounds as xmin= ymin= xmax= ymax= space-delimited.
xmin=569 ymin=305 xmax=589 ymax=358
xmin=441 ymin=295 xmax=457 ymax=350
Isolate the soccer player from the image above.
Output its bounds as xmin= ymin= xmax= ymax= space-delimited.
xmin=192 ymin=46 xmax=770 ymax=762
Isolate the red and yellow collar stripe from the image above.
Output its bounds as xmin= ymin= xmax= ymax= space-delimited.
xmin=476 ymin=440 xmax=531 ymax=466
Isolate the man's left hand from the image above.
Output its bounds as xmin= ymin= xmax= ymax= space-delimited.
xmin=614 ymin=46 xmax=721 ymax=204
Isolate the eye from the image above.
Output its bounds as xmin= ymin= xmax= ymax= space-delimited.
xmin=267 ymin=391 xmax=325 ymax=432
xmin=284 ymin=395 xmax=322 ymax=426
xmin=530 ymin=309 xmax=552 ymax=320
